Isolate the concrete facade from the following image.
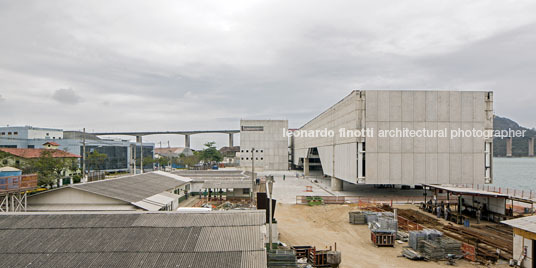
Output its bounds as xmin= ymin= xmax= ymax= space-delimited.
xmin=0 ymin=126 xmax=63 ymax=141
xmin=239 ymin=120 xmax=289 ymax=171
xmin=294 ymin=90 xmax=494 ymax=186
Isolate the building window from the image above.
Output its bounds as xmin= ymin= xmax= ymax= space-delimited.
xmin=243 ymin=188 xmax=250 ymax=194
xmin=7 ymin=132 xmax=11 ymax=135
xmin=2 ymin=160 xmax=7 ymax=165
xmin=1 ymin=132 xmax=4 ymax=135
xmin=246 ymin=150 xmax=249 ymax=153
xmin=246 ymin=158 xmax=249 ymax=160
xmin=260 ymin=150 xmax=263 ymax=153
xmin=46 ymin=133 xmax=49 ymax=136
xmin=241 ymin=126 xmax=264 ymax=131
xmin=358 ymin=142 xmax=366 ymax=179
xmin=241 ymin=157 xmax=244 ymax=160
xmin=256 ymin=157 xmax=258 ymax=160
xmin=485 ymin=142 xmax=492 ymax=179
xmin=13 ymin=132 xmax=18 ymax=135
xmin=256 ymin=150 xmax=258 ymax=153
xmin=260 ymin=157 xmax=264 ymax=160
xmin=241 ymin=150 xmax=244 ymax=152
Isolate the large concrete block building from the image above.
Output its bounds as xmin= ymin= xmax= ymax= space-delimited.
xmin=239 ymin=120 xmax=288 ymax=171
xmin=293 ymin=90 xmax=494 ymax=189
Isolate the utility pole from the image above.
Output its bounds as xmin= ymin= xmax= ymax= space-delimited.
xmin=267 ymin=175 xmax=274 ymax=251
xmin=82 ymin=128 xmax=86 ymax=183
xmin=251 ymin=147 xmax=255 ymax=204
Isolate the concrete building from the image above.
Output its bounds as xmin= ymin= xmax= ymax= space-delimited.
xmin=27 ymin=171 xmax=191 ymax=211
xmin=0 ymin=127 xmax=155 ymax=173
xmin=293 ymin=90 xmax=494 ymax=190
xmin=0 ymin=126 xmax=63 ymax=142
xmin=0 ymin=210 xmax=267 ymax=268
xmin=239 ymin=120 xmax=288 ymax=171
xmin=503 ymin=216 xmax=536 ymax=267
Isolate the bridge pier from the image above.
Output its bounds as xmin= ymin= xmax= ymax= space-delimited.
xmin=184 ymin=135 xmax=191 ymax=148
xmin=229 ymin=133 xmax=234 ymax=147
xmin=530 ymin=137 xmax=535 ymax=157
xmin=506 ymin=137 xmax=513 ymax=157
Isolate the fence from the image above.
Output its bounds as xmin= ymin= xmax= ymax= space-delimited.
xmin=454 ymin=184 xmax=535 ymax=200
xmin=296 ymin=195 xmax=450 ymax=205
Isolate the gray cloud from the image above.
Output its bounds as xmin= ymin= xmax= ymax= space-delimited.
xmin=1 ymin=0 xmax=536 ymax=148
xmin=0 ymin=94 xmax=5 ymax=102
xmin=52 ymin=88 xmax=81 ymax=104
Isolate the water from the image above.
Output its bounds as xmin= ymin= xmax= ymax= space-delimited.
xmin=493 ymin=157 xmax=536 ymax=190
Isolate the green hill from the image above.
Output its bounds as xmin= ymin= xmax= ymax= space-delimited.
xmin=493 ymin=116 xmax=536 ymax=157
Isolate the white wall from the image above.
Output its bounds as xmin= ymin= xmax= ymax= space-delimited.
xmin=294 ymin=90 xmax=493 ymax=185
xmin=239 ymin=120 xmax=288 ymax=171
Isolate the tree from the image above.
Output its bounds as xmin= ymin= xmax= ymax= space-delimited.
xmin=182 ymin=154 xmax=200 ymax=167
xmin=199 ymin=141 xmax=223 ymax=164
xmin=87 ymin=150 xmax=108 ymax=171
xmin=34 ymin=150 xmax=70 ymax=186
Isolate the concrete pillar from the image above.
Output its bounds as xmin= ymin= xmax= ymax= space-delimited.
xmin=331 ymin=176 xmax=343 ymax=191
xmin=184 ymin=135 xmax=191 ymax=148
xmin=228 ymin=133 xmax=234 ymax=147
xmin=506 ymin=137 xmax=513 ymax=157
xmin=303 ymin=158 xmax=309 ymax=176
xmin=136 ymin=136 xmax=143 ymax=174
xmin=529 ymin=137 xmax=534 ymax=157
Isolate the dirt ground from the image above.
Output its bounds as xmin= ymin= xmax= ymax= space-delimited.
xmin=276 ymin=203 xmax=510 ymax=268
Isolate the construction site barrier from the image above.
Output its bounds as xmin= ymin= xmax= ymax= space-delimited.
xmin=296 ymin=195 xmax=450 ymax=205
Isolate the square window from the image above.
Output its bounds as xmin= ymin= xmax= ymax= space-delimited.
xmin=13 ymin=132 xmax=18 ymax=135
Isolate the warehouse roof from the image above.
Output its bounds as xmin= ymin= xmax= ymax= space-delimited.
xmin=173 ymin=170 xmax=250 ymax=182
xmin=422 ymin=184 xmax=510 ymax=198
xmin=71 ymin=172 xmax=191 ymax=203
xmin=502 ymin=216 xmax=536 ymax=233
xmin=203 ymin=180 xmax=252 ymax=189
xmin=0 ymin=211 xmax=267 ymax=268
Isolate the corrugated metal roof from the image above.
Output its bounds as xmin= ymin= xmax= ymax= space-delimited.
xmin=502 ymin=215 xmax=536 ymax=233
xmin=172 ymin=170 xmax=249 ymax=182
xmin=203 ymin=180 xmax=252 ymax=189
xmin=0 ymin=211 xmax=267 ymax=268
xmin=71 ymin=172 xmax=189 ymax=203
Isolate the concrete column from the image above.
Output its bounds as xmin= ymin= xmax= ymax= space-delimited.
xmin=331 ymin=176 xmax=343 ymax=191
xmin=184 ymin=135 xmax=191 ymax=148
xmin=136 ymin=136 xmax=143 ymax=174
xmin=228 ymin=133 xmax=234 ymax=147
xmin=303 ymin=158 xmax=309 ymax=176
xmin=529 ymin=137 xmax=534 ymax=157
xmin=506 ymin=137 xmax=513 ymax=157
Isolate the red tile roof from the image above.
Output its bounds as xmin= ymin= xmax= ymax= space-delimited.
xmin=43 ymin=142 xmax=60 ymax=146
xmin=0 ymin=148 xmax=81 ymax=159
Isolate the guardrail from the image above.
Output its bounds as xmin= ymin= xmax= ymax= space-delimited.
xmin=0 ymin=174 xmax=38 ymax=193
xmin=296 ymin=195 xmax=451 ymax=205
xmin=454 ymin=184 xmax=535 ymax=200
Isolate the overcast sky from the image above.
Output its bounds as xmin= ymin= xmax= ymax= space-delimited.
xmin=1 ymin=0 xmax=535 ymax=149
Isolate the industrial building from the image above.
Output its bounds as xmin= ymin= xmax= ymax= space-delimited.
xmin=27 ymin=171 xmax=192 ymax=211
xmin=0 ymin=210 xmax=267 ymax=268
xmin=172 ymin=170 xmax=253 ymax=199
xmin=503 ymin=216 xmax=536 ymax=268
xmin=239 ymin=120 xmax=289 ymax=171
xmin=0 ymin=126 xmax=155 ymax=173
xmin=293 ymin=90 xmax=494 ymax=190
